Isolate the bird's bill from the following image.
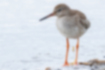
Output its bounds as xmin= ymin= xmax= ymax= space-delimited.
xmin=39 ymin=12 xmax=55 ymax=21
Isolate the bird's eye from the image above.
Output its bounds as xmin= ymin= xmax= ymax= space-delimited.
xmin=57 ymin=9 xmax=62 ymax=12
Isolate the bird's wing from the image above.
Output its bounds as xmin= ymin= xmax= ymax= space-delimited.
xmin=80 ymin=19 xmax=90 ymax=29
xmin=72 ymin=10 xmax=90 ymax=29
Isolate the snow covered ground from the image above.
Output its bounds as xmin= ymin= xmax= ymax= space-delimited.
xmin=0 ymin=0 xmax=105 ymax=70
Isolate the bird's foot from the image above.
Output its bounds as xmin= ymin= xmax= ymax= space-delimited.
xmin=69 ymin=61 xmax=78 ymax=66
xmin=63 ymin=62 xmax=70 ymax=66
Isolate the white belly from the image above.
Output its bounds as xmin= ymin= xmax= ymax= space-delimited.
xmin=56 ymin=16 xmax=86 ymax=38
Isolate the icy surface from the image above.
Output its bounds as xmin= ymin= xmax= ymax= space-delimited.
xmin=0 ymin=0 xmax=105 ymax=70
xmin=45 ymin=65 xmax=91 ymax=70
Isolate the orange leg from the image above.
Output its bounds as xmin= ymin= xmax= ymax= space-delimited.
xmin=63 ymin=38 xmax=70 ymax=66
xmin=74 ymin=39 xmax=79 ymax=65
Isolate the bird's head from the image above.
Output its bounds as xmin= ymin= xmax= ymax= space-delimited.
xmin=40 ymin=4 xmax=71 ymax=21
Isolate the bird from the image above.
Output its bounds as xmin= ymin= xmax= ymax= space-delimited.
xmin=39 ymin=4 xmax=90 ymax=66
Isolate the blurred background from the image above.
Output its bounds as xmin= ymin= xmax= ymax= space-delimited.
xmin=0 ymin=0 xmax=105 ymax=70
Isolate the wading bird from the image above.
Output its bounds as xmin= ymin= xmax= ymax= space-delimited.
xmin=40 ymin=4 xmax=90 ymax=66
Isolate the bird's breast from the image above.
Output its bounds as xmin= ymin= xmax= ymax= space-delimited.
xmin=56 ymin=16 xmax=86 ymax=38
xmin=57 ymin=16 xmax=76 ymax=29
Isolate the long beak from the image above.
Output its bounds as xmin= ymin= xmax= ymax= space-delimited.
xmin=39 ymin=12 xmax=55 ymax=21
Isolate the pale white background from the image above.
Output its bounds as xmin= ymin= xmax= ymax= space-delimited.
xmin=0 ymin=0 xmax=105 ymax=70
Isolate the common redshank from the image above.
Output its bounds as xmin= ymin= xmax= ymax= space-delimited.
xmin=40 ymin=4 xmax=90 ymax=66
